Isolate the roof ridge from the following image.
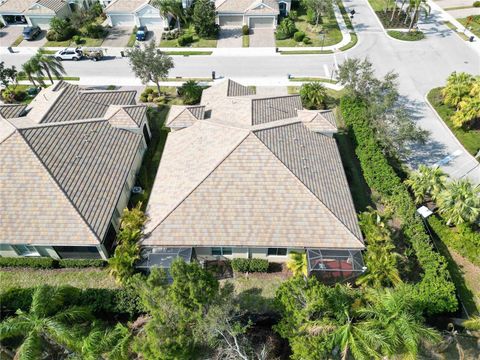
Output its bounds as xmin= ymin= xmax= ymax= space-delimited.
xmin=20 ymin=118 xmax=107 ymax=130
xmin=17 ymin=132 xmax=101 ymax=242
xmin=252 ymin=94 xmax=301 ymax=102
xmin=146 ymin=129 xmax=251 ymax=236
xmin=253 ymin=128 xmax=363 ymax=243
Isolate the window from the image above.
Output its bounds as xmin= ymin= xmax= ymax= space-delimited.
xmin=211 ymin=247 xmax=232 ymax=256
xmin=53 ymin=246 xmax=101 ymax=259
xmin=267 ymin=248 xmax=288 ymax=256
xmin=13 ymin=245 xmax=40 ymax=256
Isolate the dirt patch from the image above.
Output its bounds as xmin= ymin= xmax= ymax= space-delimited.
xmin=449 ymin=250 xmax=480 ymax=313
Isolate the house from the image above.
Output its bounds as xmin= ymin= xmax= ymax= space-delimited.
xmin=105 ymin=0 xmax=166 ymax=28
xmin=0 ymin=82 xmax=151 ymax=260
xmin=0 ymin=0 xmax=78 ymax=28
xmin=141 ymin=79 xmax=364 ymax=279
xmin=216 ymin=0 xmax=291 ymax=29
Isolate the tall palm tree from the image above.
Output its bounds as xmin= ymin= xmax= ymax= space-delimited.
xmin=360 ymin=287 xmax=441 ymax=358
xmin=34 ymin=49 xmax=66 ymax=85
xmin=407 ymin=0 xmax=431 ymax=31
xmin=108 ymin=229 xmax=141 ymax=285
xmin=356 ymin=243 xmax=402 ymax=288
xmin=0 ymin=286 xmax=91 ymax=359
xmin=405 ymin=164 xmax=448 ymax=204
xmin=287 ymin=251 xmax=308 ymax=278
xmin=21 ymin=60 xmax=42 ymax=87
xmin=153 ymin=0 xmax=185 ymax=30
xmin=437 ymin=179 xmax=480 ymax=226
xmin=441 ymin=72 xmax=474 ymax=108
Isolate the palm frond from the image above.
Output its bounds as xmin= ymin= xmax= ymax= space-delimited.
xmin=16 ymin=331 xmax=42 ymax=360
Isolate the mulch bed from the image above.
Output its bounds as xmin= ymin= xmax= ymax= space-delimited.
xmin=376 ymin=10 xmax=413 ymax=29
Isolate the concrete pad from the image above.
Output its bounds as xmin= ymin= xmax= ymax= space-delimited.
xmin=249 ymin=29 xmax=275 ymax=48
xmin=256 ymin=86 xmax=288 ymax=96
xmin=103 ymin=27 xmax=132 ymax=47
xmin=18 ymin=30 xmax=47 ymax=47
xmin=217 ymin=27 xmax=242 ymax=48
xmin=0 ymin=26 xmax=23 ymax=47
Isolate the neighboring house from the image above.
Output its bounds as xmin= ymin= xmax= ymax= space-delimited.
xmin=141 ymin=79 xmax=364 ymax=280
xmin=0 ymin=82 xmax=151 ymax=260
xmin=105 ymin=0 xmax=166 ymax=28
xmin=215 ymin=0 xmax=291 ymax=29
xmin=0 ymin=0 xmax=74 ymax=28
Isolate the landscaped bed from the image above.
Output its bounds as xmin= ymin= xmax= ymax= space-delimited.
xmin=159 ymin=25 xmax=217 ymax=48
xmin=427 ymin=87 xmax=480 ymax=156
xmin=275 ymin=5 xmax=342 ymax=47
xmin=368 ymin=0 xmax=413 ymax=29
xmin=458 ymin=15 xmax=480 ymax=37
xmin=388 ymin=29 xmax=425 ymax=41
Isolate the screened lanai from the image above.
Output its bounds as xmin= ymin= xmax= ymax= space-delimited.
xmin=307 ymin=249 xmax=365 ymax=282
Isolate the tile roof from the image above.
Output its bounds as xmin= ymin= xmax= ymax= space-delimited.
xmin=227 ymin=79 xmax=255 ymax=97
xmin=216 ymin=0 xmax=279 ymax=14
xmin=144 ymin=79 xmax=363 ymax=250
xmin=0 ymin=105 xmax=27 ymax=119
xmin=105 ymin=0 xmax=150 ymax=13
xmin=40 ymin=82 xmax=136 ymax=124
xmin=36 ymin=0 xmax=66 ymax=12
xmin=0 ymin=0 xmax=32 ymax=13
xmin=165 ymin=105 xmax=205 ymax=129
xmin=20 ymin=120 xmax=142 ymax=240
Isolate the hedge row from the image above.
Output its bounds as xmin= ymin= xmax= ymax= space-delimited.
xmin=340 ymin=97 xmax=457 ymax=315
xmin=0 ymin=257 xmax=107 ymax=269
xmin=428 ymin=216 xmax=480 ymax=266
xmin=231 ymin=258 xmax=269 ymax=273
xmin=0 ymin=286 xmax=142 ymax=320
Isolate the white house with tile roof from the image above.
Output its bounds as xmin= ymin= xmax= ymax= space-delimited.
xmin=104 ymin=0 xmax=167 ymax=28
xmin=141 ymin=79 xmax=364 ymax=280
xmin=216 ymin=0 xmax=291 ymax=28
xmin=0 ymin=83 xmax=150 ymax=260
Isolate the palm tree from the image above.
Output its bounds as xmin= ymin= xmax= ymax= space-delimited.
xmin=287 ymin=251 xmax=308 ymax=277
xmin=108 ymin=229 xmax=141 ymax=285
xmin=441 ymin=72 xmax=474 ymax=108
xmin=404 ymin=165 xmax=448 ymax=203
xmin=437 ymin=179 xmax=480 ymax=226
xmin=360 ymin=287 xmax=441 ymax=358
xmin=0 ymin=286 xmax=91 ymax=359
xmin=356 ymin=243 xmax=402 ymax=288
xmin=34 ymin=49 xmax=66 ymax=84
xmin=462 ymin=316 xmax=480 ymax=331
xmin=178 ymin=80 xmax=202 ymax=105
xmin=153 ymin=0 xmax=185 ymax=30
xmin=452 ymin=93 xmax=480 ymax=128
xmin=407 ymin=0 xmax=431 ymax=31
xmin=21 ymin=60 xmax=42 ymax=87
xmin=299 ymin=81 xmax=327 ymax=110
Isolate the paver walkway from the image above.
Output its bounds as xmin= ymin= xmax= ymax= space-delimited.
xmin=249 ymin=29 xmax=275 ymax=47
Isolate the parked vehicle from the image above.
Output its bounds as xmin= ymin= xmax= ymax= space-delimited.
xmin=55 ymin=47 xmax=83 ymax=61
xmin=22 ymin=26 xmax=41 ymax=41
xmin=82 ymin=47 xmax=104 ymax=61
xmin=136 ymin=26 xmax=148 ymax=41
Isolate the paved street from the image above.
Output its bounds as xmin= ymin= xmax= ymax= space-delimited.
xmin=1 ymin=0 xmax=479 ymax=182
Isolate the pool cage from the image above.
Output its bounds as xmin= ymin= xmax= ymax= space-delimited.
xmin=136 ymin=247 xmax=193 ymax=275
xmin=307 ymin=249 xmax=365 ymax=283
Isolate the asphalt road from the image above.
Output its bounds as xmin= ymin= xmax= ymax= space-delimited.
xmin=2 ymin=0 xmax=479 ymax=182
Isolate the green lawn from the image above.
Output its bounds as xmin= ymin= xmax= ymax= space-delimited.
xmin=159 ymin=25 xmax=217 ymax=48
xmin=276 ymin=5 xmax=342 ymax=47
xmin=12 ymin=35 xmax=23 ymax=46
xmin=339 ymin=32 xmax=358 ymax=51
xmin=44 ymin=39 xmax=72 ymax=47
xmin=242 ymin=34 xmax=249 ymax=47
xmin=130 ymin=107 xmax=170 ymax=209
xmin=0 ymin=268 xmax=118 ymax=293
xmin=280 ymin=49 xmax=333 ymax=54
xmin=387 ymin=30 xmax=425 ymax=41
xmin=368 ymin=0 xmax=384 ymax=12
xmin=458 ymin=15 xmax=480 ymax=37
xmin=222 ymin=273 xmax=287 ymax=313
xmin=163 ymin=51 xmax=212 ymax=56
xmin=290 ymin=77 xmax=338 ymax=84
xmin=427 ymin=87 xmax=480 ymax=156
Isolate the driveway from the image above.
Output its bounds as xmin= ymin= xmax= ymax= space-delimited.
xmin=249 ymin=28 xmax=275 ymax=47
xmin=0 ymin=26 xmax=23 ymax=47
xmin=18 ymin=30 xmax=47 ymax=47
xmin=144 ymin=28 xmax=163 ymax=45
xmin=217 ymin=27 xmax=242 ymax=48
xmin=103 ymin=27 xmax=132 ymax=47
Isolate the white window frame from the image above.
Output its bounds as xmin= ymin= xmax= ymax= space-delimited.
xmin=211 ymin=247 xmax=233 ymax=256
xmin=267 ymin=248 xmax=288 ymax=257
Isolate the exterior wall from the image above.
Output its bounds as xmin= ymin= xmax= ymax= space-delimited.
xmin=246 ymin=15 xmax=277 ymax=28
xmin=195 ymin=247 xmax=304 ymax=262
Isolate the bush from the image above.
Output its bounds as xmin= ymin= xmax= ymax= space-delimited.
xmin=1 ymin=88 xmax=27 ymax=103
xmin=0 ymin=257 xmax=107 ymax=269
xmin=387 ymin=30 xmax=424 ymax=41
xmin=474 ymin=1 xmax=480 ymax=7
xmin=231 ymin=258 xmax=269 ymax=273
xmin=242 ymin=25 xmax=249 ymax=35
xmin=72 ymin=35 xmax=83 ymax=45
xmin=178 ymin=34 xmax=194 ymax=46
xmin=278 ymin=18 xmax=297 ymax=38
xmin=0 ymin=257 xmax=56 ymax=269
xmin=83 ymin=23 xmax=106 ymax=39
xmin=293 ymin=31 xmax=305 ymax=42
xmin=288 ymin=10 xmax=298 ymax=21
xmin=178 ymin=80 xmax=203 ymax=105
xmin=340 ymin=97 xmax=457 ymax=315
xmin=306 ymin=8 xmax=316 ymax=25
xmin=303 ymin=36 xmax=312 ymax=45
xmin=275 ymin=30 xmax=289 ymax=40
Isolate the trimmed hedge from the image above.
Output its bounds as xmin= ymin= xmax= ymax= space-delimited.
xmin=0 ymin=286 xmax=142 ymax=320
xmin=231 ymin=258 xmax=269 ymax=273
xmin=428 ymin=216 xmax=480 ymax=266
xmin=340 ymin=97 xmax=457 ymax=315
xmin=0 ymin=257 xmax=107 ymax=269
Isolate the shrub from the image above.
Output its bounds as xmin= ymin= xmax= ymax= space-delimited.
xmin=293 ymin=31 xmax=305 ymax=42
xmin=288 ymin=10 xmax=298 ymax=21
xmin=178 ymin=80 xmax=203 ymax=105
xmin=340 ymin=97 xmax=457 ymax=315
xmin=474 ymin=1 xmax=480 ymax=7
xmin=178 ymin=34 xmax=194 ymax=46
xmin=278 ymin=18 xmax=297 ymax=38
xmin=242 ymin=25 xmax=249 ymax=35
xmin=57 ymin=259 xmax=107 ymax=268
xmin=1 ymin=88 xmax=27 ymax=103
xmin=84 ymin=23 xmax=106 ymax=39
xmin=306 ymin=8 xmax=316 ymax=25
xmin=231 ymin=258 xmax=269 ymax=273
xmin=72 ymin=35 xmax=83 ymax=45
xmin=275 ymin=30 xmax=289 ymax=40
xmin=0 ymin=257 xmax=56 ymax=269
xmin=303 ymin=36 xmax=312 ymax=45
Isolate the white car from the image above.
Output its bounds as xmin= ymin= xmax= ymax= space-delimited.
xmin=55 ymin=47 xmax=83 ymax=61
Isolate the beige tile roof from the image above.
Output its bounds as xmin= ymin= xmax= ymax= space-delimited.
xmin=0 ymin=0 xmax=32 ymax=13
xmin=0 ymin=105 xmax=27 ymax=119
xmin=107 ymin=106 xmax=146 ymax=128
xmin=144 ymin=79 xmax=363 ymax=250
xmin=216 ymin=0 xmax=278 ymax=14
xmin=0 ymin=132 xmax=99 ymax=246
xmin=105 ymin=0 xmax=150 ymax=13
xmin=144 ymin=133 xmax=363 ymax=249
xmin=165 ymin=105 xmax=205 ymax=129
xmin=0 ymin=117 xmax=16 ymax=144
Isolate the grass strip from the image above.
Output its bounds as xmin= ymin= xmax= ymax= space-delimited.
xmin=17 ymin=76 xmax=80 ymax=81
xmin=339 ymin=32 xmax=358 ymax=51
xmin=11 ymin=35 xmax=24 ymax=47
xmin=163 ymin=51 xmax=212 ymax=55
xmin=280 ymin=49 xmax=334 ymax=54
xmin=387 ymin=30 xmax=425 ymax=41
xmin=242 ymin=34 xmax=249 ymax=47
xmin=290 ymin=77 xmax=338 ymax=84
